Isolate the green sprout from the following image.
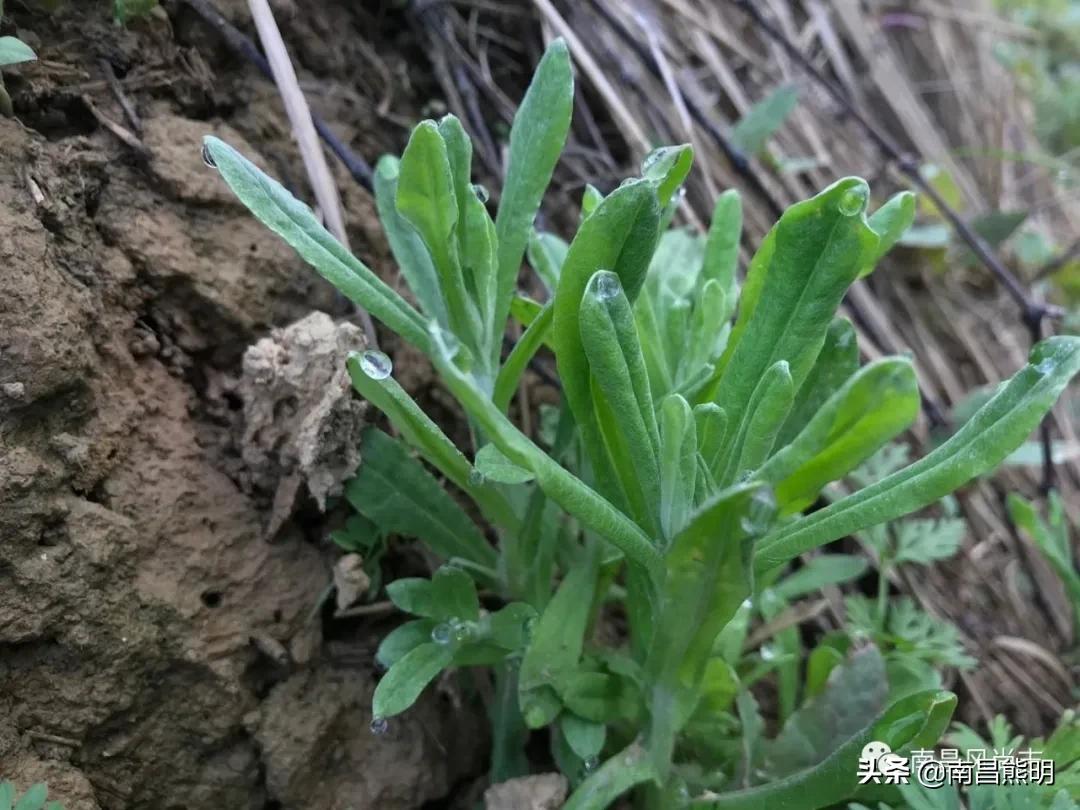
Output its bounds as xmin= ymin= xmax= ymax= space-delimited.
xmin=201 ymin=39 xmax=1080 ymax=810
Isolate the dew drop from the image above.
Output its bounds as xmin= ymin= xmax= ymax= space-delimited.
xmin=591 ymin=271 xmax=622 ymax=302
xmin=468 ymin=468 xmax=486 ymax=487
xmin=837 ymin=184 xmax=868 ymax=217
xmin=641 ymin=146 xmax=672 ymax=174
xmin=431 ymin=623 xmax=453 ymax=645
xmin=201 ymin=142 xmax=217 ymax=168
xmin=358 ymin=349 xmax=393 ymax=380
xmin=583 ymin=755 xmax=600 ymax=773
xmin=740 ymin=488 xmax=777 ymax=537
xmin=472 ymin=183 xmax=490 ymax=203
xmin=1036 ymin=357 xmax=1057 ymax=375
xmin=370 ymin=716 xmax=389 ymax=735
xmin=522 ymin=616 xmax=537 ymax=642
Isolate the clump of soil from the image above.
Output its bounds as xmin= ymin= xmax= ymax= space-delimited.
xmin=0 ymin=2 xmax=483 ymax=808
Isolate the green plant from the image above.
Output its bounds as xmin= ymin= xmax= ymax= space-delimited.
xmin=849 ymin=711 xmax=1080 ymax=810
xmin=0 ymin=781 xmax=63 ymax=810
xmin=113 ymin=0 xmax=158 ymax=23
xmin=202 ymin=39 xmax=1080 ymax=809
xmin=1008 ymin=489 xmax=1080 ymax=630
xmin=0 ymin=1 xmax=36 ymax=118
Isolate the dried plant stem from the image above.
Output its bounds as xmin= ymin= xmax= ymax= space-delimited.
xmin=246 ymin=0 xmax=378 ymax=345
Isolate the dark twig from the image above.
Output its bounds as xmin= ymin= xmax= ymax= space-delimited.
xmin=731 ymin=0 xmax=1062 ymax=489
xmin=182 ymin=0 xmax=374 ymax=190
xmin=100 ymin=58 xmax=143 ymax=133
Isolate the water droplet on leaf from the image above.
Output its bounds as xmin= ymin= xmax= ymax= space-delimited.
xmin=201 ymin=143 xmax=217 ymax=168
xmin=837 ymin=184 xmax=868 ymax=216
xmin=472 ymin=183 xmax=489 ymax=203
xmin=583 ymin=755 xmax=600 ymax=773
xmin=358 ymin=350 xmax=393 ymax=380
xmin=468 ymin=468 xmax=486 ymax=487
xmin=591 ymin=271 xmax=622 ymax=302
xmin=431 ymin=623 xmax=453 ymax=645
xmin=370 ymin=716 xmax=389 ymax=735
xmin=522 ymin=616 xmax=537 ymax=642
xmin=641 ymin=147 xmax=668 ymax=173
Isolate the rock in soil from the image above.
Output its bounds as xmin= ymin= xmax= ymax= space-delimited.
xmin=484 ymin=773 xmax=569 ymax=810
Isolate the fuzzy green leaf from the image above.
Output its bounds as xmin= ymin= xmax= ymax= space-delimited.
xmin=474 ymin=443 xmax=535 ymax=484
xmin=692 ymin=689 xmax=956 ymax=809
xmin=346 ymin=428 xmax=496 ymax=570
xmin=707 ymin=179 xmax=878 ymax=474
xmin=0 ymin=36 xmax=35 ymax=67
xmin=756 ymin=336 xmax=1080 ymax=574
xmin=373 ymin=641 xmax=456 ymax=718
xmin=493 ymin=39 xmax=574 ymax=365
xmin=772 ymin=554 xmax=869 ymax=601
xmin=861 ymin=191 xmax=916 ymax=277
xmin=580 ymin=270 xmax=662 ymax=533
xmin=762 ymin=358 xmax=920 ymax=512
xmin=377 ymin=619 xmax=437 ymax=669
xmin=775 ymin=318 xmax=859 ymax=449
xmin=202 ymin=137 xmax=431 ymax=351
xmin=703 ymin=188 xmax=742 ymax=294
xmin=641 ymin=144 xmax=694 ymax=208
xmin=519 ymin=544 xmax=599 ymax=710
xmin=373 ymin=156 xmax=447 ymax=325
xmin=553 ymin=180 xmax=661 ymax=504
xmin=397 ymin=121 xmax=478 ymax=347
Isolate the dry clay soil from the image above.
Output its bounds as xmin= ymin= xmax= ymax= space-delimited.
xmin=1 ymin=2 xmax=488 ymax=807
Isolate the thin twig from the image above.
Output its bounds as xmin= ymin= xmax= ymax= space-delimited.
xmin=729 ymin=0 xmax=1061 ymax=324
xmin=247 ymin=0 xmax=379 ymax=346
xmin=100 ymin=58 xmax=143 ymax=133
xmin=182 ymin=0 xmax=375 ymax=191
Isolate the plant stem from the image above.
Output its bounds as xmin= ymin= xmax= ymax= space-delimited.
xmin=563 ymin=741 xmax=657 ymax=810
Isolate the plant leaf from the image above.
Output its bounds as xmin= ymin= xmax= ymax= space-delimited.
xmin=772 ymin=554 xmax=869 ymax=601
xmin=0 ymin=36 xmax=36 ymax=67
xmin=706 ymin=178 xmax=878 ymax=476
xmin=703 ymin=188 xmax=742 ymax=295
xmin=641 ymin=144 xmax=694 ymax=208
xmin=763 ymin=645 xmax=888 ymax=779
xmin=527 ymin=230 xmax=568 ymax=292
xmin=377 ymin=619 xmax=437 ymax=669
xmin=474 ymin=443 xmax=535 ymax=484
xmin=519 ymin=543 xmax=600 ymax=727
xmin=730 ymin=85 xmax=800 ymax=155
xmin=373 ymin=156 xmax=447 ymax=325
xmin=396 ymin=121 xmax=478 ymax=347
xmin=493 ymin=39 xmax=574 ymax=366
xmin=755 ymin=336 xmax=1080 ymax=575
xmin=346 ymin=428 xmax=496 ymax=570
xmin=373 ymin=641 xmax=456 ymax=718
xmin=580 ymin=270 xmax=662 ymax=533
xmin=691 ymin=689 xmax=956 ymax=809
xmin=775 ymin=318 xmax=859 ymax=450
xmin=762 ymin=358 xmax=920 ymax=513
xmin=202 ymin=137 xmax=431 ymax=351
xmin=861 ymin=191 xmax=916 ymax=277
xmin=553 ymin=180 xmax=661 ymax=505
